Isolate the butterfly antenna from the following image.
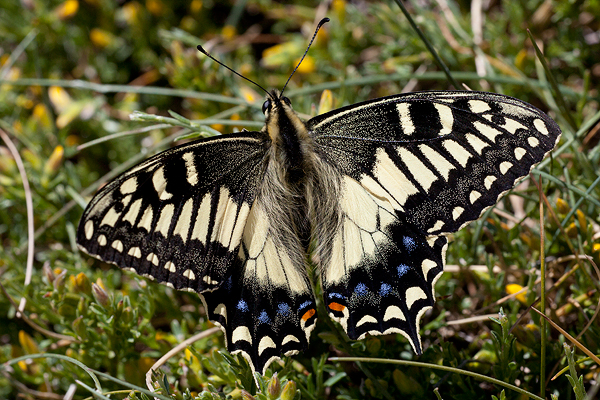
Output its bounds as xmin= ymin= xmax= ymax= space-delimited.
xmin=196 ymin=44 xmax=275 ymax=101
xmin=280 ymin=17 xmax=330 ymax=97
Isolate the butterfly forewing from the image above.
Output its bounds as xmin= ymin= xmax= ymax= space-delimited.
xmin=77 ymin=131 xmax=269 ymax=292
xmin=310 ymin=91 xmax=561 ymax=235
xmin=309 ymin=91 xmax=560 ymax=350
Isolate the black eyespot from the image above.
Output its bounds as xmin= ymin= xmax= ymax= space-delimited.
xmin=282 ymin=96 xmax=291 ymax=106
xmin=262 ymin=100 xmax=271 ymax=114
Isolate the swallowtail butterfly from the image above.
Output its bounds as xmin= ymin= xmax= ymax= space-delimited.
xmin=77 ymin=20 xmax=561 ymax=376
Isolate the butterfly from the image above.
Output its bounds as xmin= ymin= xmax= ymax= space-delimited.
xmin=76 ymin=21 xmax=561 ymax=376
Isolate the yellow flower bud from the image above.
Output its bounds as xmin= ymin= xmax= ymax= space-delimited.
xmin=293 ymin=55 xmax=315 ymax=74
xmin=280 ymin=380 xmax=298 ymax=400
xmin=555 ymin=198 xmax=570 ymax=214
xmin=267 ymin=373 xmax=281 ymax=398
xmin=146 ymin=0 xmax=165 ymax=16
xmin=43 ymin=145 xmax=64 ymax=176
xmin=92 ymin=282 xmax=110 ymax=307
xmin=19 ymin=331 xmax=39 ymax=354
xmin=222 ymin=25 xmax=236 ymax=40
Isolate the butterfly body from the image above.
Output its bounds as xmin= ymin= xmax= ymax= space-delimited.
xmin=78 ymin=89 xmax=561 ymax=374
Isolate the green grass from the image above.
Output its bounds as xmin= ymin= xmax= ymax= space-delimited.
xmin=1 ymin=0 xmax=600 ymax=399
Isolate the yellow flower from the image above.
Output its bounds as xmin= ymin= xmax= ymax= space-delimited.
xmin=190 ymin=0 xmax=202 ymax=13
xmin=318 ymin=90 xmax=334 ymax=114
xmin=12 ymin=120 xmax=23 ymax=133
xmin=240 ymin=86 xmax=259 ymax=104
xmin=55 ymin=0 xmax=79 ymax=19
xmin=211 ymin=123 xmax=224 ymax=132
xmin=515 ymin=48 xmax=528 ymax=70
xmin=239 ymin=63 xmax=252 ymax=77
xmin=65 ymin=134 xmax=80 ymax=147
xmin=73 ymin=272 xmax=92 ymax=294
xmin=155 ymin=330 xmax=168 ymax=340
xmin=556 ymin=197 xmax=570 ymax=214
xmin=95 ymin=278 xmax=107 ymax=290
xmin=16 ymin=95 xmax=34 ymax=109
xmin=121 ymin=2 xmax=141 ymax=25
xmin=49 ymin=86 xmax=72 ymax=112
xmin=576 ymin=209 xmax=587 ymax=235
xmin=332 ymin=0 xmax=346 ymax=16
xmin=222 ymin=25 xmax=236 ymax=40
xmin=19 ymin=331 xmax=39 ymax=354
xmin=138 ymin=357 xmax=155 ymax=372
xmin=33 ymin=103 xmax=52 ymax=129
xmin=43 ymin=145 xmax=64 ymax=176
xmin=262 ymin=42 xmax=298 ymax=68
xmin=506 ymin=283 xmax=528 ymax=304
xmin=90 ymin=28 xmax=113 ymax=48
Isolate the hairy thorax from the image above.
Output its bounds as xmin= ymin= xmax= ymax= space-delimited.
xmin=258 ymin=95 xmax=342 ymax=276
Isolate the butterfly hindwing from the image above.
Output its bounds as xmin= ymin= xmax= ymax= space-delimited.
xmin=201 ymin=148 xmax=320 ymax=373
xmin=321 ymin=174 xmax=447 ymax=351
xmin=77 ymin=131 xmax=270 ymax=292
xmin=309 ymin=90 xmax=561 ymax=348
xmin=201 ymin=197 xmax=317 ymax=374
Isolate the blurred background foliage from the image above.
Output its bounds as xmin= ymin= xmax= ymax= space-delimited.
xmin=1 ymin=0 xmax=600 ymax=399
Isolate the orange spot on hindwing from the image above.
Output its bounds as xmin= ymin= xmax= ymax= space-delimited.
xmin=301 ymin=309 xmax=316 ymax=321
xmin=328 ymin=302 xmax=346 ymax=312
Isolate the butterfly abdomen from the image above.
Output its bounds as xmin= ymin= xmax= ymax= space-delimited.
xmin=262 ymin=93 xmax=327 ymax=247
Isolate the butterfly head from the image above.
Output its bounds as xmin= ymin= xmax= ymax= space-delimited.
xmin=262 ymin=90 xmax=292 ymax=116
xmin=262 ymin=90 xmax=309 ymax=146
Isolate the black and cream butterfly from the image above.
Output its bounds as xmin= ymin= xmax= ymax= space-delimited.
xmin=77 ymin=49 xmax=561 ymax=376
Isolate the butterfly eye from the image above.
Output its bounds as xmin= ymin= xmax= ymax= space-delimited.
xmin=282 ymin=96 xmax=292 ymax=106
xmin=262 ymin=100 xmax=271 ymax=114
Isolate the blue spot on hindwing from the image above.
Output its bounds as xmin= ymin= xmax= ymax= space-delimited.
xmin=237 ymin=300 xmax=248 ymax=312
xmin=258 ymin=310 xmax=271 ymax=324
xmin=299 ymin=300 xmax=313 ymax=311
xmin=403 ymin=236 xmax=417 ymax=252
xmin=397 ymin=264 xmax=410 ymax=277
xmin=277 ymin=303 xmax=291 ymax=315
xmin=379 ymin=283 xmax=391 ymax=296
xmin=328 ymin=292 xmax=344 ymax=299
xmin=354 ymin=283 xmax=368 ymax=296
